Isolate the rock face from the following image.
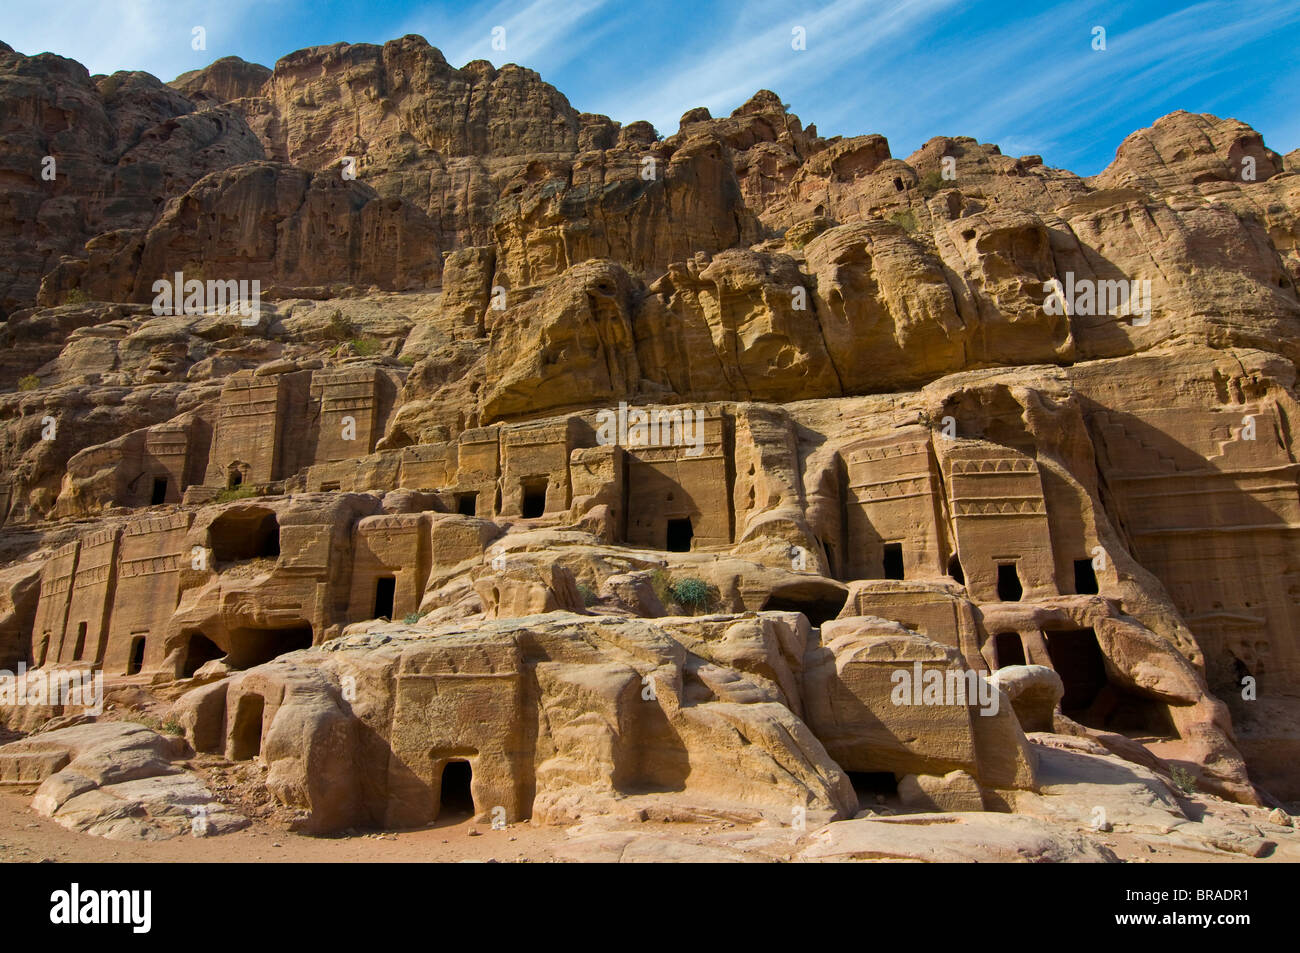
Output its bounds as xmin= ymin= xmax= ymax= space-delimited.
xmin=1 ymin=34 xmax=1299 ymax=846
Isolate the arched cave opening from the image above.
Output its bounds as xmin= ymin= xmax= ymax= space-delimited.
xmin=209 ymin=507 xmax=280 ymax=563
xmin=761 ymin=582 xmax=849 ymax=628
xmin=225 ymin=624 xmax=313 ymax=670
xmin=947 ymin=553 xmax=965 ymax=585
xmin=181 ymin=631 xmax=225 ymax=677
xmin=1043 ymin=627 xmax=1176 ymax=737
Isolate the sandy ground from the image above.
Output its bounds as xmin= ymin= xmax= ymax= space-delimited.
xmin=0 ymin=791 xmax=571 ymax=862
xmin=1 ymin=787 xmax=1295 ymax=863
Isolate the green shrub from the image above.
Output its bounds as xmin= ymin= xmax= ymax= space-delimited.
xmin=919 ymin=169 xmax=946 ymax=196
xmin=576 ymin=584 xmax=598 ymax=608
xmin=670 ymin=577 xmax=713 ymax=613
xmin=63 ymin=288 xmax=88 ymax=305
xmin=350 ymin=337 xmax=381 ymax=356
xmin=326 ymin=309 xmax=355 ymax=341
xmin=403 ymin=612 xmax=422 ymax=624
xmin=1170 ymin=765 xmax=1197 ymax=795
xmin=17 ymin=375 xmax=39 ymax=391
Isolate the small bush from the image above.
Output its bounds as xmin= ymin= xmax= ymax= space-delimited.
xmin=326 ymin=309 xmax=355 ymax=341
xmin=399 ymin=353 xmax=418 ymax=366
xmin=17 ymin=375 xmax=39 ymax=391
xmin=670 ymin=577 xmax=714 ymax=613
xmin=159 ymin=716 xmax=184 ymax=736
xmin=919 ymin=169 xmax=946 ymax=196
xmin=1170 ymin=765 xmax=1197 ymax=795
xmin=350 ymin=337 xmax=381 ymax=356
xmin=402 ymin=612 xmax=422 ymax=624
xmin=63 ymin=288 xmax=88 ymax=305
xmin=576 ymin=584 xmax=598 ymax=608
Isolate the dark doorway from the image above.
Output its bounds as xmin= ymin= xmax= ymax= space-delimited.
xmin=993 ymin=631 xmax=1026 ymax=668
xmin=127 ymin=636 xmax=146 ymax=675
xmin=456 ymin=492 xmax=477 ymax=517
xmin=1044 ymin=628 xmax=1108 ymax=711
xmin=182 ymin=632 xmax=224 ymax=677
xmin=882 ymin=543 xmax=905 ymax=580
xmin=151 ymin=476 xmax=168 ymax=505
xmin=997 ymin=562 xmax=1023 ymax=601
xmin=438 ymin=759 xmax=475 ymax=817
xmin=1073 ymin=558 xmax=1099 ymax=595
xmin=373 ymin=576 xmax=396 ymax=620
xmin=230 ymin=693 xmax=265 ymax=760
xmin=948 ymin=554 xmax=965 ymax=585
xmin=228 ymin=470 xmax=242 ymax=489
xmin=73 ymin=622 xmax=87 ymax=661
xmin=666 ymin=518 xmax=694 ymax=552
xmin=521 ymin=479 xmax=547 ymax=518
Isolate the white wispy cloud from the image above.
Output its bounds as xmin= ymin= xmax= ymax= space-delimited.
xmin=0 ymin=0 xmax=276 ymax=80
xmin=596 ymin=0 xmax=965 ymax=134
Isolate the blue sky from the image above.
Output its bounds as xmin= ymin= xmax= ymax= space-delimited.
xmin=2 ymin=0 xmax=1297 ymax=175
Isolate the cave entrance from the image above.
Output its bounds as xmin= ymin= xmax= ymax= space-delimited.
xmin=1044 ymin=627 xmax=1176 ymax=737
xmin=847 ymin=771 xmax=898 ymax=802
xmin=1073 ymin=558 xmax=1099 ymax=595
xmin=438 ymin=759 xmax=476 ymax=819
xmin=882 ymin=543 xmax=905 ymax=580
xmin=996 ymin=562 xmax=1023 ymax=601
xmin=761 ymin=590 xmax=848 ymax=628
xmin=456 ymin=492 xmax=478 ymax=517
xmin=521 ymin=479 xmax=547 ymax=518
xmin=151 ymin=476 xmax=168 ymax=505
xmin=1043 ymin=628 xmax=1107 ymax=711
xmin=992 ymin=631 xmax=1026 ymax=669
xmin=666 ymin=518 xmax=694 ymax=553
xmin=373 ymin=576 xmax=396 ymax=620
xmin=181 ymin=632 xmax=225 ymax=677
xmin=226 ymin=625 xmax=313 ymax=669
xmin=948 ymin=554 xmax=965 ymax=585
xmin=209 ymin=508 xmax=279 ymax=562
xmin=229 ymin=693 xmax=265 ymax=761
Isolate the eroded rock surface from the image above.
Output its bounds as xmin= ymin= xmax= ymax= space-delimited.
xmin=1 ymin=35 xmax=1298 ymax=855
